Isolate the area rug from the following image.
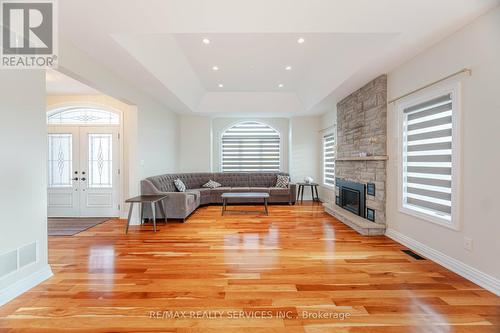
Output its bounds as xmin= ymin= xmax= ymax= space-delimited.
xmin=48 ymin=217 xmax=110 ymax=236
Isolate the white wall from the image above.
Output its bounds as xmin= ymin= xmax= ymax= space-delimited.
xmin=212 ymin=117 xmax=290 ymax=173
xmin=58 ymin=39 xmax=179 ymax=185
xmin=178 ymin=115 xmax=212 ymax=172
xmin=387 ymin=7 xmax=500 ymax=285
xmin=0 ymin=70 xmax=52 ymax=304
xmin=289 ymin=116 xmax=321 ymax=198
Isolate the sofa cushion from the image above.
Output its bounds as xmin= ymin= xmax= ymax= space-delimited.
xmin=177 ymin=173 xmax=214 ymax=189
xmin=202 ymin=179 xmax=221 ymax=188
xmin=186 ymin=189 xmax=200 ymax=199
xmin=248 ymin=187 xmax=270 ymax=193
xmin=174 ymin=179 xmax=186 ymax=192
xmin=186 ymin=193 xmax=197 ymax=207
xmin=213 ymin=173 xmax=250 ymax=187
xmin=275 ymin=175 xmax=290 ymax=188
xmin=210 ymin=187 xmax=231 ymax=195
xmin=269 ymin=187 xmax=290 ymax=195
xmin=230 ymin=187 xmax=251 ymax=193
xmin=248 ymin=172 xmax=290 ymax=187
xmin=188 ymin=188 xmax=211 ymax=205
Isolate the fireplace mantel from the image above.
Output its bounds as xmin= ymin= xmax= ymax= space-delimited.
xmin=336 ymin=156 xmax=388 ymax=162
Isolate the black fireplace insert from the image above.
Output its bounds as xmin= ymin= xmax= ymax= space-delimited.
xmin=336 ymin=178 xmax=366 ymax=218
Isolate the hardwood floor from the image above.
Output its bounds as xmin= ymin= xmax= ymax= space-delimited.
xmin=1 ymin=203 xmax=498 ymax=332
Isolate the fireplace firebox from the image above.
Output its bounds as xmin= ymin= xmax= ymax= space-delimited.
xmin=336 ymin=178 xmax=366 ymax=218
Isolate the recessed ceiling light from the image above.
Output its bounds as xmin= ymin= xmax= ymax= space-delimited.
xmin=297 ymin=38 xmax=305 ymax=44
xmin=218 ymin=84 xmax=224 ymax=88
xmin=212 ymin=66 xmax=219 ymax=71
xmin=202 ymin=38 xmax=210 ymax=44
xmin=285 ymin=66 xmax=292 ymax=71
xmin=278 ymin=84 xmax=284 ymax=88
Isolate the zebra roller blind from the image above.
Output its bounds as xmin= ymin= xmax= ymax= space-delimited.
xmin=221 ymin=121 xmax=280 ymax=172
xmin=403 ymin=93 xmax=453 ymax=221
xmin=323 ymin=133 xmax=336 ymax=186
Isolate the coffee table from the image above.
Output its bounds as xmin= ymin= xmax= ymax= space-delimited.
xmin=221 ymin=192 xmax=269 ymax=216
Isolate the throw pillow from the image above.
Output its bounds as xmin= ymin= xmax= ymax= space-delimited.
xmin=202 ymin=179 xmax=221 ymax=189
xmin=174 ymin=178 xmax=186 ymax=192
xmin=275 ymin=175 xmax=290 ymax=188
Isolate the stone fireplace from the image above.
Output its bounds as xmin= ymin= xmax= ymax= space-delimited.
xmin=324 ymin=75 xmax=387 ymax=235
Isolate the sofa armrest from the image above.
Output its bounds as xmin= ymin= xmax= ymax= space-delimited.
xmin=141 ymin=179 xmax=198 ymax=219
xmin=289 ymin=183 xmax=297 ymax=204
xmin=140 ymin=179 xmax=164 ymax=195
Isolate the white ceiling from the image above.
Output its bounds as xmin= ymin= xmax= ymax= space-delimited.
xmin=46 ymin=69 xmax=101 ymax=95
xmin=58 ymin=0 xmax=500 ymax=116
xmin=172 ymin=33 xmax=396 ymax=93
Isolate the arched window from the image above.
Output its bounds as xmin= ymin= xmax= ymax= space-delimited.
xmin=221 ymin=121 xmax=280 ymax=172
xmin=47 ymin=107 xmax=119 ymax=125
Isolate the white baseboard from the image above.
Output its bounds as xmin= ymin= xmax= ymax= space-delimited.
xmin=0 ymin=264 xmax=53 ymax=307
xmin=386 ymin=229 xmax=500 ymax=296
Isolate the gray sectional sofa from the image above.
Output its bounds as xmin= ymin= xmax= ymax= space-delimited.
xmin=141 ymin=172 xmax=296 ymax=221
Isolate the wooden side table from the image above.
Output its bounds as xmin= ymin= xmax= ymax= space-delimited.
xmin=125 ymin=195 xmax=168 ymax=233
xmin=297 ymin=183 xmax=320 ymax=204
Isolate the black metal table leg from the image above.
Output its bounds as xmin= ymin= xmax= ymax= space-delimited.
xmin=311 ymin=185 xmax=319 ymax=201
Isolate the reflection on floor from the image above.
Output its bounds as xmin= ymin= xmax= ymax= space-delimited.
xmin=1 ymin=202 xmax=498 ymax=332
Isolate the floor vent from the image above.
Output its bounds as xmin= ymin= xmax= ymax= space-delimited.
xmin=402 ymin=249 xmax=426 ymax=260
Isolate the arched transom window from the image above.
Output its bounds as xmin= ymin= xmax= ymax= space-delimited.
xmin=221 ymin=121 xmax=280 ymax=172
xmin=47 ymin=107 xmax=119 ymax=125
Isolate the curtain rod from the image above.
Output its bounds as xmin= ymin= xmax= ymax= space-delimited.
xmin=388 ymin=68 xmax=472 ymax=104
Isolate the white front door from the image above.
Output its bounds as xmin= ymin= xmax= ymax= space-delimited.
xmin=48 ymin=126 xmax=120 ymax=217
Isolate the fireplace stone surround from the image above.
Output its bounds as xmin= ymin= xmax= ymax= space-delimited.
xmin=324 ymin=75 xmax=387 ymax=235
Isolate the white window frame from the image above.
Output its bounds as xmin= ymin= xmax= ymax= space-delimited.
xmin=396 ymin=80 xmax=461 ymax=230
xmin=219 ymin=121 xmax=282 ymax=172
xmin=322 ymin=130 xmax=336 ymax=188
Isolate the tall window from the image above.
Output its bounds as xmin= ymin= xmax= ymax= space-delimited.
xmin=221 ymin=121 xmax=280 ymax=172
xmin=399 ymin=84 xmax=460 ymax=229
xmin=47 ymin=107 xmax=119 ymax=125
xmin=323 ymin=132 xmax=336 ymax=186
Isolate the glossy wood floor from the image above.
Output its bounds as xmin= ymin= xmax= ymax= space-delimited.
xmin=1 ymin=203 xmax=499 ymax=332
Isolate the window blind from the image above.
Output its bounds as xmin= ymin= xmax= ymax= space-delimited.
xmin=323 ymin=133 xmax=336 ymax=186
xmin=403 ymin=94 xmax=453 ymax=220
xmin=221 ymin=121 xmax=280 ymax=172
